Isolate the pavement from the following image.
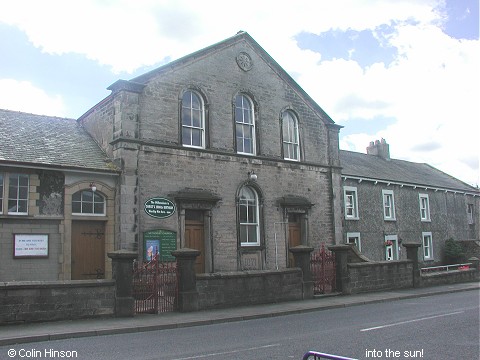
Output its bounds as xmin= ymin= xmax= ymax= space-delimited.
xmin=0 ymin=282 xmax=478 ymax=346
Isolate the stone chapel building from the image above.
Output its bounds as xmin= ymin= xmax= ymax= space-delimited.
xmin=79 ymin=31 xmax=343 ymax=272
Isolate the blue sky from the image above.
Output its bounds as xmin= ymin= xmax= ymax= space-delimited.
xmin=0 ymin=0 xmax=478 ymax=186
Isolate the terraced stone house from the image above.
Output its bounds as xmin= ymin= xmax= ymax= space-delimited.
xmin=340 ymin=139 xmax=479 ymax=263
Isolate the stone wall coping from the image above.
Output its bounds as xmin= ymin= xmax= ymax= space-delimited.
xmin=348 ymin=260 xmax=412 ymax=268
xmin=107 ymin=249 xmax=137 ymax=259
xmin=196 ymin=268 xmax=301 ymax=280
xmin=172 ymin=248 xmax=201 ymax=258
xmin=1 ymin=279 xmax=115 ymax=290
xmin=289 ymin=245 xmax=314 ymax=253
xmin=421 ymin=268 xmax=476 ymax=278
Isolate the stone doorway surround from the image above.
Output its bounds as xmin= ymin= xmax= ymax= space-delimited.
xmin=171 ymin=189 xmax=221 ymax=274
xmin=62 ymin=181 xmax=115 ymax=280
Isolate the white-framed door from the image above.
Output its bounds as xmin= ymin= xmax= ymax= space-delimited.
xmin=385 ymin=234 xmax=398 ymax=261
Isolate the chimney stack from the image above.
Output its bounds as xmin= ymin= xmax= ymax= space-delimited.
xmin=367 ymin=138 xmax=390 ymax=160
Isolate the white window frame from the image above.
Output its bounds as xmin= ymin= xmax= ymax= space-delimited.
xmin=385 ymin=234 xmax=398 ymax=261
xmin=238 ymin=186 xmax=260 ymax=246
xmin=382 ymin=189 xmax=396 ymax=221
xmin=0 ymin=173 xmax=3 ymax=214
xmin=181 ymin=90 xmax=205 ymax=149
xmin=422 ymin=232 xmax=433 ymax=260
xmin=467 ymin=204 xmax=474 ymax=225
xmin=419 ymin=193 xmax=431 ymax=222
xmin=344 ymin=186 xmax=359 ymax=220
xmin=282 ymin=110 xmax=300 ymax=161
xmin=346 ymin=232 xmax=361 ymax=252
xmin=72 ymin=190 xmax=106 ymax=216
xmin=235 ymin=94 xmax=256 ymax=155
xmin=8 ymin=173 xmax=29 ymax=215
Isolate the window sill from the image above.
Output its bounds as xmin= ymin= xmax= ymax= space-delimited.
xmin=71 ymin=215 xmax=108 ymax=221
xmin=0 ymin=214 xmax=29 ymax=218
xmin=345 ymin=217 xmax=359 ymax=221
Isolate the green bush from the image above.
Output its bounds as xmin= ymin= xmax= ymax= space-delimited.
xmin=443 ymin=238 xmax=465 ymax=264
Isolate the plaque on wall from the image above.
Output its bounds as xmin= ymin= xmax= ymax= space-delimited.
xmin=241 ymin=252 xmax=262 ymax=270
xmin=14 ymin=234 xmax=49 ymax=258
xmin=143 ymin=229 xmax=177 ymax=261
xmin=144 ymin=197 xmax=176 ymax=219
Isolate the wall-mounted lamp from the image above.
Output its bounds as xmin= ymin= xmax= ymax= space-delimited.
xmin=89 ymin=182 xmax=97 ymax=192
xmin=248 ymin=171 xmax=257 ymax=181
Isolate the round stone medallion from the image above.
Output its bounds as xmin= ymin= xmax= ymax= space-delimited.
xmin=236 ymin=52 xmax=253 ymax=71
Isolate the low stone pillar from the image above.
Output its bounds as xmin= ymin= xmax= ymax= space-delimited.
xmin=469 ymin=257 xmax=479 ymax=270
xmin=328 ymin=244 xmax=352 ymax=294
xmin=403 ymin=243 xmax=421 ymax=288
xmin=107 ymin=249 xmax=137 ymax=317
xmin=172 ymin=248 xmax=200 ymax=312
xmin=468 ymin=257 xmax=479 ymax=281
xmin=290 ymin=245 xmax=314 ymax=299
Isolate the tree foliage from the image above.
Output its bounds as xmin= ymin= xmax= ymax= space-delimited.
xmin=443 ymin=238 xmax=465 ymax=264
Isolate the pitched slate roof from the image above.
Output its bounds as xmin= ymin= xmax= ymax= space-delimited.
xmin=0 ymin=109 xmax=117 ymax=172
xmin=340 ymin=150 xmax=478 ymax=193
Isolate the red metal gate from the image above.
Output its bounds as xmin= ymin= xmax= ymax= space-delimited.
xmin=133 ymin=253 xmax=178 ymax=314
xmin=310 ymin=243 xmax=336 ymax=294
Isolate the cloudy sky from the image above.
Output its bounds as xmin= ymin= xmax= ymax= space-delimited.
xmin=0 ymin=0 xmax=478 ymax=187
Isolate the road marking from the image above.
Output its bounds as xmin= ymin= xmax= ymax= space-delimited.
xmin=171 ymin=343 xmax=281 ymax=359
xmin=360 ymin=311 xmax=464 ymax=332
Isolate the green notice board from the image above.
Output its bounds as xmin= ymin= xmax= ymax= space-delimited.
xmin=143 ymin=229 xmax=177 ymax=261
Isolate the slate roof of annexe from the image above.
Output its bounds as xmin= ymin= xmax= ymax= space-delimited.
xmin=340 ymin=150 xmax=478 ymax=195
xmin=0 ymin=109 xmax=117 ymax=173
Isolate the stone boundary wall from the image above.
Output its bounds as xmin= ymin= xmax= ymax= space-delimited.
xmin=421 ymin=269 xmax=478 ymax=287
xmin=347 ymin=261 xmax=413 ymax=294
xmin=196 ymin=269 xmax=303 ymax=310
xmin=0 ymin=280 xmax=115 ymax=325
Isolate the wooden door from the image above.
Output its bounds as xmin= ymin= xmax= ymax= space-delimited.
xmin=288 ymin=214 xmax=302 ymax=267
xmin=185 ymin=210 xmax=205 ymax=273
xmin=71 ymin=221 xmax=105 ymax=280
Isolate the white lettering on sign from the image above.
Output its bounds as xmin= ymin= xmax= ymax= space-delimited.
xmin=144 ymin=198 xmax=176 ymax=219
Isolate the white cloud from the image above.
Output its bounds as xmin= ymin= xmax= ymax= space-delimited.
xmin=291 ymin=16 xmax=479 ymax=186
xmin=0 ymin=79 xmax=67 ymax=117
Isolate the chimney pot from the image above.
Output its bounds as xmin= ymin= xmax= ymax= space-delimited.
xmin=367 ymin=139 xmax=390 ymax=160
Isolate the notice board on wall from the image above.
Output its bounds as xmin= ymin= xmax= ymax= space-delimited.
xmin=14 ymin=234 xmax=49 ymax=258
xmin=143 ymin=229 xmax=177 ymax=261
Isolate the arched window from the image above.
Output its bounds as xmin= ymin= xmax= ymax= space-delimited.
xmin=282 ymin=110 xmax=300 ymax=161
xmin=238 ymin=185 xmax=260 ymax=246
xmin=181 ymin=90 xmax=205 ymax=148
xmin=235 ymin=94 xmax=256 ymax=155
xmin=72 ymin=190 xmax=105 ymax=215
